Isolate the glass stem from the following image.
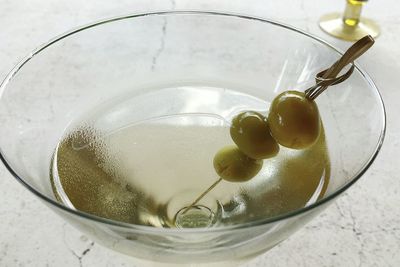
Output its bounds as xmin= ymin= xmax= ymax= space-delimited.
xmin=343 ymin=0 xmax=365 ymax=27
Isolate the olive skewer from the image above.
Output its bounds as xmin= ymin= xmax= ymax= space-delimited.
xmin=181 ymin=35 xmax=374 ymax=215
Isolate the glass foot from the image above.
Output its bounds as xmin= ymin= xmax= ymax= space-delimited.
xmin=319 ymin=12 xmax=380 ymax=41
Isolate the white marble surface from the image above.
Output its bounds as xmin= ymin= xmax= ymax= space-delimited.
xmin=0 ymin=0 xmax=399 ymax=266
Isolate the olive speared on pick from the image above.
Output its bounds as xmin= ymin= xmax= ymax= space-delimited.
xmin=182 ymin=35 xmax=374 ymax=215
xmin=230 ymin=111 xmax=279 ymax=159
xmin=269 ymin=35 xmax=374 ymax=149
xmin=213 ymin=145 xmax=263 ymax=182
xmin=268 ymin=90 xmax=320 ymax=149
xmin=181 ymin=145 xmax=263 ymax=215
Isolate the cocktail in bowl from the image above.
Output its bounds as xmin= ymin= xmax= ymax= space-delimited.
xmin=0 ymin=11 xmax=385 ymax=266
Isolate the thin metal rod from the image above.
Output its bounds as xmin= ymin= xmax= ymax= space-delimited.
xmin=305 ymin=35 xmax=374 ymax=100
xmin=182 ymin=178 xmax=223 ymax=214
xmin=305 ymin=64 xmax=355 ymax=100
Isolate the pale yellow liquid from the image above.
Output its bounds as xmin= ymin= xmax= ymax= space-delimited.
xmin=51 ymin=115 xmax=330 ymax=228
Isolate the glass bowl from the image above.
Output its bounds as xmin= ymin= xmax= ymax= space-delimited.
xmin=0 ymin=11 xmax=385 ymax=266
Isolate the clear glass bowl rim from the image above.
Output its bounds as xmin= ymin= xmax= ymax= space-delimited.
xmin=0 ymin=10 xmax=386 ymax=234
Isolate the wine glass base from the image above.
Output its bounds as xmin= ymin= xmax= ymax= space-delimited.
xmin=319 ymin=13 xmax=380 ymax=41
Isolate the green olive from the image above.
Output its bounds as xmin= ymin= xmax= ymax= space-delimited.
xmin=230 ymin=111 xmax=279 ymax=159
xmin=268 ymin=90 xmax=320 ymax=149
xmin=213 ymin=145 xmax=263 ymax=182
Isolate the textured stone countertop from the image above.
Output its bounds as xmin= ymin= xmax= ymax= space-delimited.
xmin=0 ymin=1 xmax=399 ymax=266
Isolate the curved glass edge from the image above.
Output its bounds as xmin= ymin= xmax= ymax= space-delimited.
xmin=0 ymin=11 xmax=387 ymax=234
